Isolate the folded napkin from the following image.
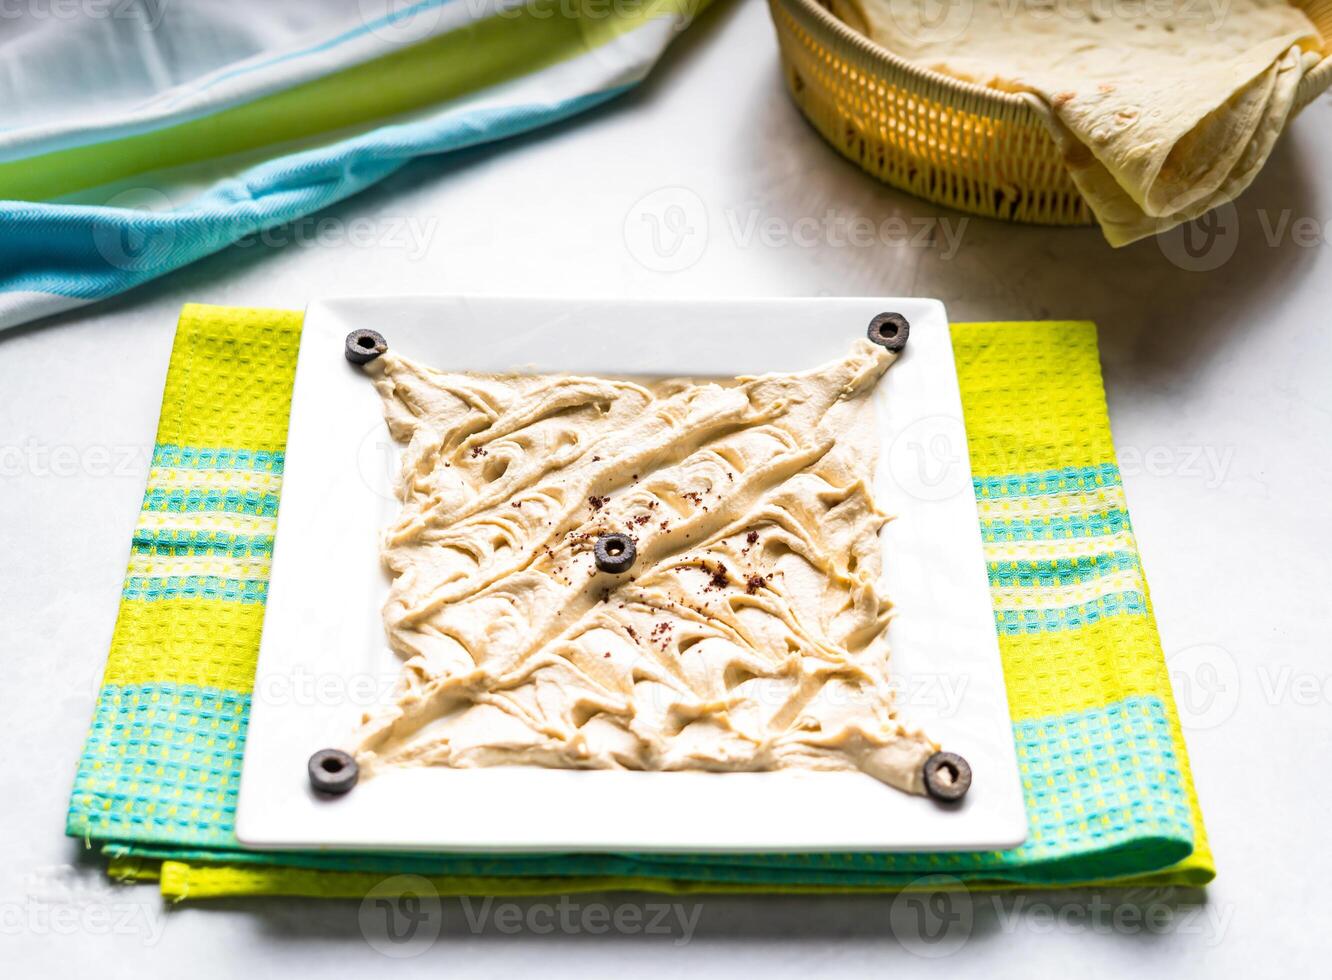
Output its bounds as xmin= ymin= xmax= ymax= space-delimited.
xmin=67 ymin=304 xmax=1214 ymax=899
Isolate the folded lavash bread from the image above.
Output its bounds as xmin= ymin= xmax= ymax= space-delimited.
xmin=832 ymin=0 xmax=1323 ymax=244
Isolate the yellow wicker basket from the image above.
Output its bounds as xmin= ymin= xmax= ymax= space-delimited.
xmin=768 ymin=0 xmax=1332 ymax=225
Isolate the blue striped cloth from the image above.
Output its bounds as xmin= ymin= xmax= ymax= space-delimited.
xmin=0 ymin=0 xmax=703 ymax=330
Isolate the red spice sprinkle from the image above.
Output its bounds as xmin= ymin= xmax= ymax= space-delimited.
xmin=626 ymin=626 xmax=640 ymax=642
xmin=697 ymin=561 xmax=730 ymax=591
xmin=588 ymin=494 xmax=608 ymax=511
xmin=660 ymin=520 xmax=671 ymax=531
xmin=745 ymin=574 xmax=767 ymax=595
xmin=603 ymin=652 xmax=611 ymax=658
xmin=592 ymin=456 xmax=603 ymax=462
xmin=682 ymin=491 xmax=703 ymax=505
xmin=746 ymin=530 xmax=759 ymax=546
xmin=470 ymin=446 xmax=488 ymax=458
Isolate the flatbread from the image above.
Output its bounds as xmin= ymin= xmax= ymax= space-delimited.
xmin=837 ymin=0 xmax=1323 ymax=244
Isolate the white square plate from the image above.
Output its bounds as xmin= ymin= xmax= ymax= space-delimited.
xmin=236 ymin=296 xmax=1026 ymax=853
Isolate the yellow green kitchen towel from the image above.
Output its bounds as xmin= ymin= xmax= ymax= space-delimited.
xmin=66 ymin=304 xmax=1214 ymax=899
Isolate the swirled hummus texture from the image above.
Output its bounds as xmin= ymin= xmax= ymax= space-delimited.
xmin=352 ymin=340 xmax=937 ymax=794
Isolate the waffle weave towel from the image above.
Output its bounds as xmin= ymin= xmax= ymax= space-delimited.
xmin=66 ymin=304 xmax=1214 ymax=899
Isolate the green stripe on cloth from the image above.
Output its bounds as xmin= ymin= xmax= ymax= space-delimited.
xmin=993 ymin=591 xmax=1148 ymax=636
xmin=987 ymin=551 xmax=1141 ymax=588
xmin=131 ymin=530 xmax=275 ymax=560
xmin=0 ymin=0 xmax=702 ymax=201
xmin=151 ymin=445 xmax=285 ymax=473
xmin=65 ymin=306 xmax=1215 ymax=896
xmin=70 ymin=682 xmax=1191 ymax=887
xmin=122 ymin=577 xmax=269 ymax=603
xmin=981 ymin=509 xmax=1132 ymax=543
xmin=974 ymin=465 xmax=1121 ymax=498
xmin=141 ymin=488 xmax=281 ymax=517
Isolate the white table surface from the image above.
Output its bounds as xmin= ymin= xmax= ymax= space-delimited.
xmin=3 ymin=1 xmax=1329 ymax=975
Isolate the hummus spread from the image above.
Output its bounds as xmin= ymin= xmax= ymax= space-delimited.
xmin=351 ymin=339 xmax=938 ymax=794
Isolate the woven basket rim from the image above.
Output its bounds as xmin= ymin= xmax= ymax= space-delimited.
xmin=780 ymin=0 xmax=1332 ymax=117
xmin=777 ymin=0 xmax=1040 ymax=114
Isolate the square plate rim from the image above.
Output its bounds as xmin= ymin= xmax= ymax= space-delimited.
xmin=235 ymin=294 xmax=1028 ymax=854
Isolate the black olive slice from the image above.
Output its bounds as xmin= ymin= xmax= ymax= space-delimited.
xmin=309 ymin=748 xmax=359 ymax=795
xmin=345 ymin=329 xmax=388 ymax=364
